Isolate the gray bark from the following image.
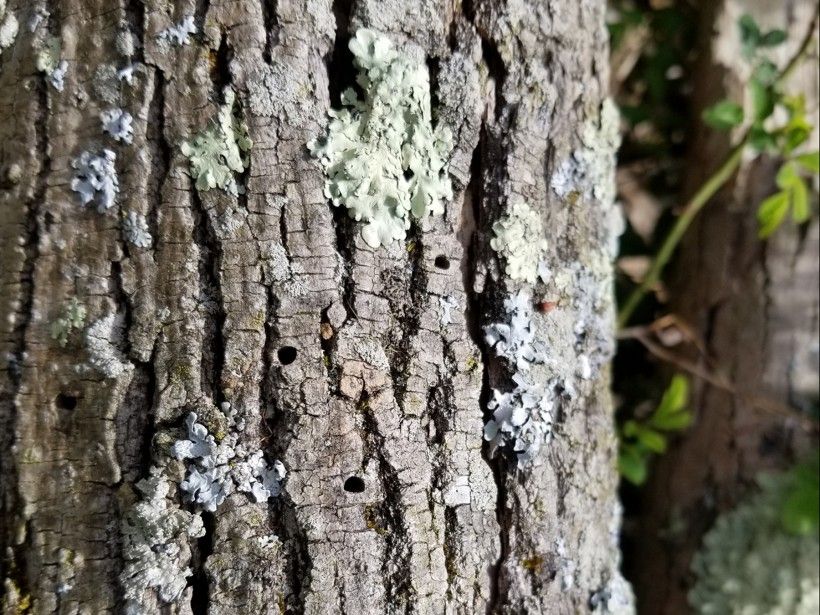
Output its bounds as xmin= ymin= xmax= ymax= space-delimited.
xmin=631 ymin=1 xmax=820 ymax=612
xmin=0 ymin=0 xmax=628 ymax=613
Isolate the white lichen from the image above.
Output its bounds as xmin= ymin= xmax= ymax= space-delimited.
xmin=490 ymin=201 xmax=548 ymax=283
xmin=484 ymin=372 xmax=554 ymax=466
xmin=0 ymin=1 xmax=18 ymax=56
xmin=308 ymin=28 xmax=454 ymax=248
xmin=120 ymin=468 xmax=205 ymax=608
xmin=50 ymin=298 xmax=87 ymax=347
xmin=483 ymin=289 xmax=554 ymax=466
xmin=49 ymin=60 xmax=68 ymax=92
xmin=71 ymin=150 xmax=119 ymax=212
xmin=101 ymin=108 xmax=134 ymax=144
xmin=122 ymin=211 xmax=152 ymax=248
xmin=28 ymin=7 xmax=48 ymax=32
xmin=551 ymin=98 xmax=621 ymax=206
xmin=157 ymin=15 xmax=196 ymax=46
xmin=438 ymin=295 xmax=459 ymax=326
xmin=85 ymin=314 xmax=130 ymax=377
xmin=181 ymin=87 xmax=252 ymax=195
xmin=689 ymin=474 xmax=820 ymax=615
xmin=171 ymin=412 xmax=286 ymax=512
xmin=484 ymin=289 xmax=546 ymax=372
xmin=590 ymin=574 xmax=637 ymax=615
xmin=117 ymin=64 xmax=137 ymax=85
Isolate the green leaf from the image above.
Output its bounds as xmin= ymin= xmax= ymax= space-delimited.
xmin=749 ymin=78 xmax=775 ymax=122
xmin=749 ymin=125 xmax=776 ymax=152
xmin=703 ymin=101 xmax=744 ymax=130
xmin=636 ymin=426 xmax=668 ymax=454
xmin=776 ymin=161 xmax=800 ymax=189
xmin=782 ymin=488 xmax=820 ymax=535
xmin=738 ymin=14 xmax=761 ymax=58
xmin=619 ymin=446 xmax=649 ymax=486
xmin=654 ymin=375 xmax=689 ymax=418
xmin=757 ymin=190 xmax=790 ymax=237
xmin=781 ymin=455 xmax=820 ymax=535
xmin=650 ymin=409 xmax=693 ymax=431
xmin=759 ymin=29 xmax=787 ymax=47
xmin=791 ymin=176 xmax=809 ymax=223
xmin=752 ymin=59 xmax=778 ymax=86
xmin=622 ymin=419 xmax=640 ymax=439
xmin=794 ymin=151 xmax=820 ymax=173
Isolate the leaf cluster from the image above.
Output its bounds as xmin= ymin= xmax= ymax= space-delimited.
xmin=619 ymin=374 xmax=693 ymax=485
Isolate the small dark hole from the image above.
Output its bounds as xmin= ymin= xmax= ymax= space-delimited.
xmin=277 ymin=346 xmax=297 ymax=365
xmin=56 ymin=393 xmax=78 ymax=411
xmin=343 ymin=476 xmax=365 ymax=493
xmin=403 ymin=168 xmax=414 ymax=181
xmin=434 ymin=255 xmax=450 ymax=270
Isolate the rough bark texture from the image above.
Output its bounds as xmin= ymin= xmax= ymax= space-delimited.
xmin=0 ymin=1 xmax=628 ymax=613
xmin=631 ymin=1 xmax=819 ymax=612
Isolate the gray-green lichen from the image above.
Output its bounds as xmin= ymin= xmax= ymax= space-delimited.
xmin=551 ymin=98 xmax=621 ymax=207
xmin=120 ymin=468 xmax=205 ymax=610
xmin=689 ymin=473 xmax=820 ymax=614
xmin=122 ymin=210 xmax=152 ymax=248
xmin=35 ymin=36 xmax=67 ymax=92
xmin=50 ymin=298 xmax=87 ymax=347
xmin=181 ymin=87 xmax=252 ymax=195
xmin=308 ymin=28 xmax=454 ymax=248
xmin=490 ymin=201 xmax=548 ymax=283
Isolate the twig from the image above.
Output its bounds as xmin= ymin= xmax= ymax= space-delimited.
xmin=620 ymin=327 xmax=819 ymax=431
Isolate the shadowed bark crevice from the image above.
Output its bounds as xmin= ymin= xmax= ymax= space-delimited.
xmin=261 ymin=0 xmax=280 ymax=63
xmin=145 ymin=69 xmax=170 ymax=259
xmin=360 ymin=396 xmax=414 ymax=609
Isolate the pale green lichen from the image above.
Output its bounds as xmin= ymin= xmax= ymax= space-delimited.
xmin=308 ymin=28 xmax=454 ymax=248
xmin=50 ymin=298 xmax=87 ymax=347
xmin=0 ymin=1 xmax=18 ymax=56
xmin=181 ymin=87 xmax=251 ymax=195
xmin=551 ymin=98 xmax=621 ymax=207
xmin=689 ymin=473 xmax=819 ymax=615
xmin=35 ymin=36 xmax=68 ymax=92
xmin=490 ymin=201 xmax=548 ymax=283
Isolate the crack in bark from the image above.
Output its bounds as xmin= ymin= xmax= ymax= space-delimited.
xmin=261 ymin=0 xmax=279 ymax=63
xmin=1 ymin=53 xmax=53 ymax=609
xmin=360 ymin=396 xmax=414 ymax=612
xmin=386 ymin=225 xmax=428 ymax=414
xmin=146 ymin=68 xmax=170 ymax=259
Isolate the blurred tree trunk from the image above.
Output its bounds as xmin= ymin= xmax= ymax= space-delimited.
xmin=0 ymin=0 xmax=631 ymax=613
xmin=631 ymin=1 xmax=819 ymax=612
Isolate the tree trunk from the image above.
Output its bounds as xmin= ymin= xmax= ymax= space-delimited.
xmin=0 ymin=1 xmax=629 ymax=613
xmin=630 ymin=1 xmax=819 ymax=612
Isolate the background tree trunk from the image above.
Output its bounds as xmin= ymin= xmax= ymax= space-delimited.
xmin=0 ymin=0 xmax=630 ymax=613
xmin=630 ymin=1 xmax=819 ymax=612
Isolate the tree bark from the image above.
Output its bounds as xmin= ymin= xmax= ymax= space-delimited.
xmin=0 ymin=0 xmax=629 ymax=613
xmin=630 ymin=1 xmax=819 ymax=612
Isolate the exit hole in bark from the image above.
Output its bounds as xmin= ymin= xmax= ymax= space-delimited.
xmin=434 ymin=255 xmax=450 ymax=270
xmin=278 ymin=346 xmax=297 ymax=365
xmin=56 ymin=393 xmax=78 ymax=411
xmin=344 ymin=476 xmax=365 ymax=493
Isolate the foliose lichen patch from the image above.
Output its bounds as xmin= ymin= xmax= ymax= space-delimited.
xmin=490 ymin=201 xmax=549 ymax=283
xmin=308 ymin=28 xmax=454 ymax=248
xmin=689 ymin=473 xmax=820 ymax=615
xmin=171 ymin=412 xmax=286 ymax=512
xmin=181 ymin=87 xmax=252 ymax=196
